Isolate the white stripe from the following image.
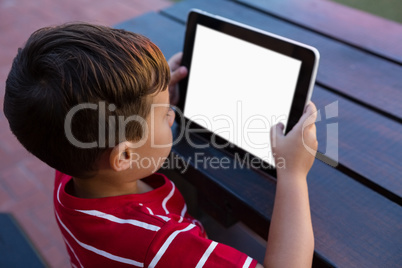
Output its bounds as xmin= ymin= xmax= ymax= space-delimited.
xmin=63 ymin=237 xmax=84 ymax=268
xmin=242 ymin=256 xmax=253 ymax=268
xmin=55 ymin=211 xmax=144 ymax=267
xmin=195 ymin=241 xmax=218 ymax=268
xmin=146 ymin=207 xmax=154 ymax=215
xmin=57 ymin=183 xmax=63 ymax=206
xmin=149 ymin=224 xmax=196 ymax=268
xmin=162 ymin=181 xmax=175 ymax=214
xmin=180 ymin=203 xmax=187 ymax=218
xmin=139 ymin=203 xmax=154 ymax=215
xmin=76 ymin=210 xmax=160 ymax=231
xmin=156 ymin=215 xmax=170 ymax=222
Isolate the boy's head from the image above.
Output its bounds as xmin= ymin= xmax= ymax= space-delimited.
xmin=4 ymin=23 xmax=171 ymax=178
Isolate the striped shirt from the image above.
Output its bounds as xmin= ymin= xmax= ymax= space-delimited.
xmin=54 ymin=171 xmax=257 ymax=268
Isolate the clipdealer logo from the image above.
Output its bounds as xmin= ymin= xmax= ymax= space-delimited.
xmin=63 ymin=100 xmax=339 ymax=170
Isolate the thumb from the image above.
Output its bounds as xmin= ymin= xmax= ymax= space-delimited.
xmin=170 ymin=66 xmax=188 ymax=86
xmin=270 ymin=122 xmax=284 ymax=149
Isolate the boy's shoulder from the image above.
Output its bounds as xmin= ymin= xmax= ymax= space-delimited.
xmin=53 ymin=171 xmax=257 ymax=267
xmin=54 ymin=171 xmax=191 ymax=223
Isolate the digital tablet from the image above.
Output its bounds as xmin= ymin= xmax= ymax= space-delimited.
xmin=176 ymin=9 xmax=319 ymax=174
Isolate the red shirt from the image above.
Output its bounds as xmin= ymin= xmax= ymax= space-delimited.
xmin=54 ymin=171 xmax=258 ymax=268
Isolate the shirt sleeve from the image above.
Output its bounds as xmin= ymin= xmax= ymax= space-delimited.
xmin=145 ymin=221 xmax=258 ymax=268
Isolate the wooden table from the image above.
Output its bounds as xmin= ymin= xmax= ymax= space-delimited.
xmin=116 ymin=0 xmax=402 ymax=266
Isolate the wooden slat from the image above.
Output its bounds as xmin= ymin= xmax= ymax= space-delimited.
xmin=312 ymin=85 xmax=402 ymax=199
xmin=307 ymin=160 xmax=402 ymax=267
xmin=162 ymin=0 xmax=402 ymax=121
xmin=235 ymin=0 xmax=402 ymax=64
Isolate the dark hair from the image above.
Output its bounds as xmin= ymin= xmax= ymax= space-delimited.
xmin=4 ymin=23 xmax=170 ymax=178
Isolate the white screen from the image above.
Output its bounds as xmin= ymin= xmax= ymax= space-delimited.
xmin=184 ymin=24 xmax=302 ymax=166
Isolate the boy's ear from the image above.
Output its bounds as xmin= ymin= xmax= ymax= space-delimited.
xmin=109 ymin=141 xmax=135 ymax=172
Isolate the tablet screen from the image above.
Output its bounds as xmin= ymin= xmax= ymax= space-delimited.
xmin=183 ymin=24 xmax=302 ymax=166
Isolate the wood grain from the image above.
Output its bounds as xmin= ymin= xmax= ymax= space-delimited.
xmin=235 ymin=0 xmax=402 ymax=64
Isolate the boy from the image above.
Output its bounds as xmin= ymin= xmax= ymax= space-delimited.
xmin=4 ymin=23 xmax=317 ymax=267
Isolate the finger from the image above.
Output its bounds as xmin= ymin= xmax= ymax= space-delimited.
xmin=304 ymin=101 xmax=312 ymax=112
xmin=303 ymin=119 xmax=317 ymax=140
xmin=297 ymin=102 xmax=318 ymax=129
xmin=270 ymin=123 xmax=284 ymax=148
xmin=300 ymin=106 xmax=318 ymax=152
xmin=303 ymin=124 xmax=318 ymax=152
xmin=170 ymin=66 xmax=188 ymax=86
xmin=168 ymin=52 xmax=183 ymax=70
xmin=305 ymin=102 xmax=317 ymax=119
xmin=277 ymin=122 xmax=285 ymax=133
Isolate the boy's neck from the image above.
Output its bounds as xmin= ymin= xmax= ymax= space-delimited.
xmin=71 ymin=171 xmax=153 ymax=199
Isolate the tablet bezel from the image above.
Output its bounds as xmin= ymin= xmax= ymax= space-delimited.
xmin=176 ymin=9 xmax=319 ymax=176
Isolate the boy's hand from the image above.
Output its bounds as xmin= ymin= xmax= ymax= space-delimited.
xmin=270 ymin=102 xmax=318 ymax=178
xmin=168 ymin=52 xmax=188 ymax=105
xmin=265 ymin=102 xmax=317 ymax=268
